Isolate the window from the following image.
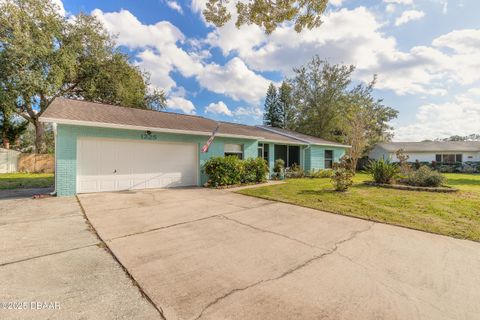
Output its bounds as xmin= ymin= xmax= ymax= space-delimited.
xmin=435 ymin=154 xmax=463 ymax=164
xmin=324 ymin=150 xmax=333 ymax=169
xmin=224 ymin=144 xmax=243 ymax=159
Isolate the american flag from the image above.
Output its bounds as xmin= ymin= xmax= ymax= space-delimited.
xmin=201 ymin=124 xmax=219 ymax=153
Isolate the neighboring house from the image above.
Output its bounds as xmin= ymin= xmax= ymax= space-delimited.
xmin=369 ymin=141 xmax=480 ymax=163
xmin=0 ymin=148 xmax=20 ymax=173
xmin=40 ymin=98 xmax=349 ymax=196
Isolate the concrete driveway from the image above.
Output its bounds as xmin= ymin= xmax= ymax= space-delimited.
xmin=0 ymin=195 xmax=161 ymax=320
xmin=79 ymin=187 xmax=480 ymax=320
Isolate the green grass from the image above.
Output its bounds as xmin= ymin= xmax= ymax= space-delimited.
xmin=237 ymin=173 xmax=480 ymax=241
xmin=0 ymin=173 xmax=54 ymax=190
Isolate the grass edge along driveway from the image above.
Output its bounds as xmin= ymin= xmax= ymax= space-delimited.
xmin=0 ymin=173 xmax=54 ymax=190
xmin=237 ymin=173 xmax=480 ymax=242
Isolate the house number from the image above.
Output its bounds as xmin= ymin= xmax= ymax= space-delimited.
xmin=141 ymin=133 xmax=158 ymax=140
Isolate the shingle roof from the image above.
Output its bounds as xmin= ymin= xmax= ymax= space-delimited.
xmin=257 ymin=126 xmax=350 ymax=148
xmin=377 ymin=141 xmax=480 ymax=152
xmin=40 ymin=98 xmax=340 ymax=145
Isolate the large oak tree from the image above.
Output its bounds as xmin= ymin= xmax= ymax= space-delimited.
xmin=0 ymin=0 xmax=166 ymax=153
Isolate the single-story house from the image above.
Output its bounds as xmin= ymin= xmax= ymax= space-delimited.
xmin=40 ymin=98 xmax=349 ymax=196
xmin=369 ymin=141 xmax=480 ymax=163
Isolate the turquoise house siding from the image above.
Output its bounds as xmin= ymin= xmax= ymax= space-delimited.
xmin=304 ymin=146 xmax=346 ymax=171
xmin=56 ymin=124 xmax=257 ymax=196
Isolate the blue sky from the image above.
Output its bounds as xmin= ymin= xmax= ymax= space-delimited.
xmin=58 ymin=0 xmax=480 ymax=141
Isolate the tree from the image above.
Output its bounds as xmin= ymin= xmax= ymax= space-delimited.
xmin=0 ymin=0 xmax=166 ymax=153
xmin=203 ymin=0 xmax=329 ymax=34
xmin=289 ymin=56 xmax=354 ymax=140
xmin=341 ymin=78 xmax=398 ymax=170
xmin=263 ymin=82 xmax=282 ymax=127
xmin=278 ymin=81 xmax=295 ymax=129
xmin=0 ymin=109 xmax=28 ymax=149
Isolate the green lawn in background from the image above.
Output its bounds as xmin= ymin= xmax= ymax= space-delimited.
xmin=0 ymin=173 xmax=54 ymax=190
xmin=237 ymin=173 xmax=480 ymax=241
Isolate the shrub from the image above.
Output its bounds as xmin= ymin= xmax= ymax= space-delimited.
xmin=242 ymin=158 xmax=268 ymax=183
xmin=272 ymin=159 xmax=285 ymax=179
xmin=366 ymin=159 xmax=399 ymax=184
xmin=203 ymin=156 xmax=268 ymax=187
xmin=309 ymin=169 xmax=333 ymax=178
xmin=285 ymin=163 xmax=305 ymax=178
xmin=438 ymin=165 xmax=454 ymax=173
xmin=405 ymin=165 xmax=446 ymax=187
xmin=331 ymin=156 xmax=355 ymax=192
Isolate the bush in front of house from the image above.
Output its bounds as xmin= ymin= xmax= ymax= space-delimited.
xmin=366 ymin=159 xmax=399 ymax=184
xmin=331 ymin=155 xmax=355 ymax=192
xmin=405 ymin=165 xmax=446 ymax=187
xmin=308 ymin=169 xmax=333 ymax=178
xmin=203 ymin=156 xmax=268 ymax=187
xmin=272 ymin=159 xmax=285 ymax=179
xmin=242 ymin=157 xmax=269 ymax=183
xmin=285 ymin=163 xmax=305 ymax=178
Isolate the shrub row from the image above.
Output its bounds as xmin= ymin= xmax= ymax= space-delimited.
xmin=367 ymin=159 xmax=447 ymax=187
xmin=203 ymin=156 xmax=268 ymax=187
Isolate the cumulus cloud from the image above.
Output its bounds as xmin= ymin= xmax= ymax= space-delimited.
xmin=394 ymin=95 xmax=480 ymax=141
xmin=52 ymin=0 xmax=66 ymax=16
xmin=92 ymin=9 xmax=202 ymax=92
xmin=205 ymin=101 xmax=232 ymax=116
xmin=433 ymin=29 xmax=480 ymax=54
xmin=383 ymin=0 xmax=413 ymax=4
xmin=395 ymin=10 xmax=425 ymax=26
xmin=330 ymin=0 xmax=344 ymax=7
xmin=166 ymin=0 xmax=183 ymax=14
xmin=197 ymin=58 xmax=271 ymax=103
xmin=166 ymin=96 xmax=196 ymax=114
xmin=232 ymin=106 xmax=263 ymax=118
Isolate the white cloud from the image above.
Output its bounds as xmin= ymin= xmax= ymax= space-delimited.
xmin=395 ymin=10 xmax=425 ymax=26
xmin=92 ymin=9 xmax=203 ymax=92
xmin=330 ymin=0 xmax=344 ymax=7
xmin=166 ymin=1 xmax=183 ymax=14
xmin=52 ymin=0 xmax=66 ymax=16
xmin=433 ymin=29 xmax=480 ymax=54
xmin=205 ymin=101 xmax=232 ymax=116
xmin=386 ymin=4 xmax=396 ymax=13
xmin=197 ymin=57 xmax=271 ymax=103
xmin=394 ymin=91 xmax=480 ymax=141
xmin=442 ymin=1 xmax=448 ymax=14
xmin=206 ymin=6 xmax=480 ymax=96
xmin=166 ymin=96 xmax=196 ymax=114
xmin=383 ymin=0 xmax=413 ymax=4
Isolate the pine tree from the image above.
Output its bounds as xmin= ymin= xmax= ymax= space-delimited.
xmin=263 ymin=83 xmax=282 ymax=127
xmin=278 ymin=81 xmax=295 ymax=129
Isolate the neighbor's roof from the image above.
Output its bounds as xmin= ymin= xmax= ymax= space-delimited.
xmin=257 ymin=126 xmax=350 ymax=148
xmin=40 ymin=98 xmax=345 ymax=146
xmin=376 ymin=141 xmax=480 ymax=152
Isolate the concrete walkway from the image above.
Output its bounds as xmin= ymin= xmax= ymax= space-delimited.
xmin=0 ymin=195 xmax=161 ymax=319
xmin=79 ymin=188 xmax=480 ymax=320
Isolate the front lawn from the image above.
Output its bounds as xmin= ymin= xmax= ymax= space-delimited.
xmin=0 ymin=173 xmax=54 ymax=190
xmin=237 ymin=173 xmax=480 ymax=241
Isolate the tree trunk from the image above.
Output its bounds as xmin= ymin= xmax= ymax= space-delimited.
xmin=2 ymin=134 xmax=10 ymax=149
xmin=34 ymin=119 xmax=46 ymax=154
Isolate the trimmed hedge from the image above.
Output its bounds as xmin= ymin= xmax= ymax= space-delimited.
xmin=203 ymin=156 xmax=268 ymax=187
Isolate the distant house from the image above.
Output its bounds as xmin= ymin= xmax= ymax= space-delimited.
xmin=369 ymin=141 xmax=480 ymax=164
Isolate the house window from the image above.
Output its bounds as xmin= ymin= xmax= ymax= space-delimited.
xmin=324 ymin=150 xmax=333 ymax=169
xmin=435 ymin=154 xmax=463 ymax=164
xmin=224 ymin=144 xmax=243 ymax=159
xmin=258 ymin=143 xmax=270 ymax=164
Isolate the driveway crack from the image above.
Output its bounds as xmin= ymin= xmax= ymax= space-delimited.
xmin=193 ymin=222 xmax=375 ymax=320
xmin=220 ymin=215 xmax=319 ymax=249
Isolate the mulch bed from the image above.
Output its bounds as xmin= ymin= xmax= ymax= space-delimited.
xmin=363 ymin=181 xmax=459 ymax=193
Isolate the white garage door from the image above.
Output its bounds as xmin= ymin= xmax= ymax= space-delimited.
xmin=77 ymin=137 xmax=198 ymax=193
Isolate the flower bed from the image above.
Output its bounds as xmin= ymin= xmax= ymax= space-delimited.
xmin=363 ymin=181 xmax=458 ymax=193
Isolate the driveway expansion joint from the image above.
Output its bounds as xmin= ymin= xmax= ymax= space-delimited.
xmin=76 ymin=196 xmax=167 ymax=320
xmin=193 ymin=222 xmax=375 ymax=320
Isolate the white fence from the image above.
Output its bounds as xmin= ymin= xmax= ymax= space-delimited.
xmin=0 ymin=148 xmax=20 ymax=173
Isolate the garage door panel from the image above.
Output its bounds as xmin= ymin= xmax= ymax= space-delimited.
xmin=77 ymin=138 xmax=197 ymax=193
